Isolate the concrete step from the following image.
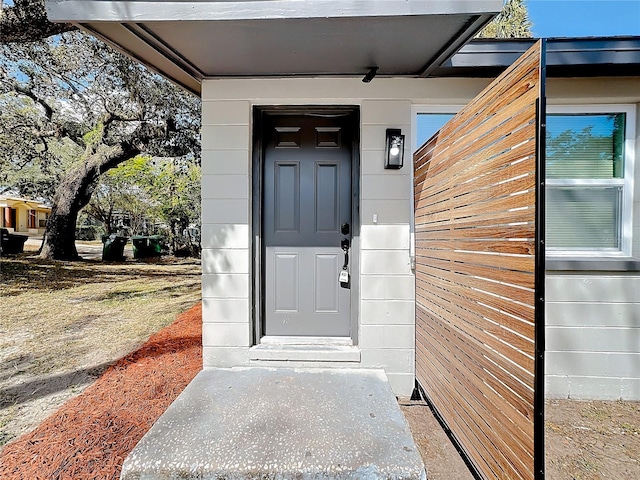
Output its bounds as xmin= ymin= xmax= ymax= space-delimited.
xmin=121 ymin=367 xmax=426 ymax=480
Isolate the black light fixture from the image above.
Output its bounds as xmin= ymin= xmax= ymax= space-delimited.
xmin=384 ymin=128 xmax=404 ymax=169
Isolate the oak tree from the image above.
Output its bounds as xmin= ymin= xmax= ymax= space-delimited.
xmin=1 ymin=31 xmax=200 ymax=259
xmin=477 ymin=0 xmax=533 ymax=38
xmin=1 ymin=0 xmax=76 ymax=43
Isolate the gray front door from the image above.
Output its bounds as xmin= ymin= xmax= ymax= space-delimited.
xmin=262 ymin=112 xmax=355 ymax=337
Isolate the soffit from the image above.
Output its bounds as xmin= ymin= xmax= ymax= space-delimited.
xmin=46 ymin=0 xmax=502 ymax=94
xmin=432 ymin=36 xmax=640 ymax=77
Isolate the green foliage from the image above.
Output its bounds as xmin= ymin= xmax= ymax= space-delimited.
xmin=477 ymin=0 xmax=533 ymax=38
xmin=0 ymin=30 xmax=201 ymax=257
xmin=87 ymin=155 xmax=201 ymax=250
xmin=1 ymin=31 xmax=200 ymax=200
xmin=82 ymin=122 xmax=105 ymax=147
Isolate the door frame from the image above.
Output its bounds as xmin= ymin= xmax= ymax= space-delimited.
xmin=251 ymin=105 xmax=361 ymax=345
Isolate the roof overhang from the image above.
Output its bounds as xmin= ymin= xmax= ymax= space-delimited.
xmin=431 ymin=36 xmax=640 ymax=78
xmin=0 ymin=196 xmax=51 ymax=210
xmin=45 ymin=0 xmax=502 ymax=94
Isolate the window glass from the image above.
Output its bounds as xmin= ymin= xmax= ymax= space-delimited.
xmin=546 ymin=186 xmax=621 ymax=250
xmin=547 ymin=114 xmax=625 ymax=179
xmin=416 ymin=113 xmax=455 ymax=148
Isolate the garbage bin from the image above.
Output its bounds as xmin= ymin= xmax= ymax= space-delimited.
xmin=0 ymin=228 xmax=28 ymax=255
xmin=132 ymin=235 xmax=163 ymax=259
xmin=101 ymin=234 xmax=128 ymax=261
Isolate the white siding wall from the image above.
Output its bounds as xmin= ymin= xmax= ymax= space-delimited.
xmin=200 ymin=77 xmax=489 ymax=396
xmin=360 ymin=100 xmax=415 ymax=393
xmin=545 ymin=78 xmax=640 ymax=400
xmin=201 ymin=100 xmax=253 ymax=367
xmin=200 ymin=76 xmax=640 ymax=400
xmin=546 ymin=276 xmax=640 ymax=399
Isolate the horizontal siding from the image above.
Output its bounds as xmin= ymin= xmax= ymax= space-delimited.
xmin=546 ymin=301 xmax=640 ymax=327
xmin=546 ymin=327 xmax=640 ymax=353
xmin=546 ymin=351 xmax=640 ymax=377
xmin=546 ymin=275 xmax=640 ymax=303
xmin=202 ymin=298 xmax=249 ymax=323
xmin=361 ymin=251 xmax=412 ymax=275
xmin=201 ymin=100 xmax=250 ymax=125
xmin=546 ymin=375 xmax=640 ymax=401
xmin=201 ymin=150 xmax=249 ymax=175
xmin=200 ymin=224 xmax=249 ymax=249
xmin=361 ymin=300 xmax=415 ymax=325
xmin=201 ymin=175 xmax=248 ymax=199
xmin=201 ymin=249 xmax=249 ymax=274
xmin=361 ymin=175 xmax=411 ymax=200
xmin=361 ymin=275 xmax=415 ymax=300
xmin=361 ymin=200 xmax=411 ymax=225
xmin=361 ymin=225 xmax=410 ymax=250
xmin=546 ymin=274 xmax=640 ymax=400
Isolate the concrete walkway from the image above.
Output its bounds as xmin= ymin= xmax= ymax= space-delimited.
xmin=121 ymin=368 xmax=426 ymax=480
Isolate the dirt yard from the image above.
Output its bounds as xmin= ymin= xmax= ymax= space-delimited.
xmin=402 ymin=399 xmax=640 ymax=480
xmin=0 ymin=251 xmax=201 ymax=447
xmin=1 ymin=251 xmax=639 ymax=479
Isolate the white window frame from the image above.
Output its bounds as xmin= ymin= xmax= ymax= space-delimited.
xmin=546 ymin=104 xmax=636 ymax=258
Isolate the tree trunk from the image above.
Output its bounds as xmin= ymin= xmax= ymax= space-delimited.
xmin=40 ymin=203 xmax=82 ymax=260
xmin=39 ymin=143 xmax=141 ymax=260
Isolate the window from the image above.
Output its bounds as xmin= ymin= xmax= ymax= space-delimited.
xmin=546 ymin=105 xmax=635 ymax=257
xmin=412 ymin=107 xmax=460 ymax=151
xmin=28 ymin=210 xmax=37 ymax=229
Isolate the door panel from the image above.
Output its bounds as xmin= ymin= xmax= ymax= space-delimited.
xmin=315 ymin=163 xmax=339 ymax=232
xmin=273 ymin=253 xmax=299 ymax=312
xmin=314 ymin=253 xmax=340 ymax=313
xmin=263 ymin=113 xmax=354 ymax=337
xmin=274 ymin=163 xmax=300 ymax=233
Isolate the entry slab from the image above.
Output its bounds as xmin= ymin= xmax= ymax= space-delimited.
xmin=120 ymin=367 xmax=426 ymax=480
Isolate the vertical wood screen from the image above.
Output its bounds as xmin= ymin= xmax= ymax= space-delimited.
xmin=414 ymin=41 xmax=545 ymax=480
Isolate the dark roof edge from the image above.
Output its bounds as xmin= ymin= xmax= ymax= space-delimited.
xmin=431 ymin=36 xmax=640 ymax=78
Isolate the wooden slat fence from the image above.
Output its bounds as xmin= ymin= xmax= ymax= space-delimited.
xmin=414 ymin=41 xmax=545 ymax=480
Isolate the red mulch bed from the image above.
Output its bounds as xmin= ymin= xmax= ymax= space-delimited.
xmin=0 ymin=303 xmax=202 ymax=480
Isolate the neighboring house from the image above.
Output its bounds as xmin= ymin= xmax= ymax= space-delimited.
xmin=0 ymin=195 xmax=51 ymax=234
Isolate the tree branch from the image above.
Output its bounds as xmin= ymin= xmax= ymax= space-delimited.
xmin=1 ymin=0 xmax=77 ymax=43
xmin=13 ymin=81 xmax=55 ymax=121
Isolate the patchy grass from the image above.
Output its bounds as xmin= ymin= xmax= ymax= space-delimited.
xmin=0 ymin=254 xmax=201 ymax=447
xmin=546 ymin=399 xmax=640 ymax=479
xmin=580 ymin=404 xmax=612 ymax=421
xmin=622 ymin=422 xmax=640 ymax=436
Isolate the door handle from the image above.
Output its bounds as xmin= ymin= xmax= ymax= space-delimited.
xmin=339 ymin=238 xmax=350 ymax=288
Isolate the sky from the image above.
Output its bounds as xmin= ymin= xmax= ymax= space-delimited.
xmin=526 ymin=0 xmax=640 ymax=38
xmin=416 ymin=1 xmax=640 ymax=146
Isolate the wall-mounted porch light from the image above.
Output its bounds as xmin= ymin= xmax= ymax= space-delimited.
xmin=384 ymin=128 xmax=404 ymax=169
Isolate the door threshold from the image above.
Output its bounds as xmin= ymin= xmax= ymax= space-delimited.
xmin=259 ymin=336 xmax=353 ymax=346
xmin=250 ymin=343 xmax=361 ymax=363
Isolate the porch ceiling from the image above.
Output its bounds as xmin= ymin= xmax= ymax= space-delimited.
xmin=45 ymin=0 xmax=502 ymax=94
